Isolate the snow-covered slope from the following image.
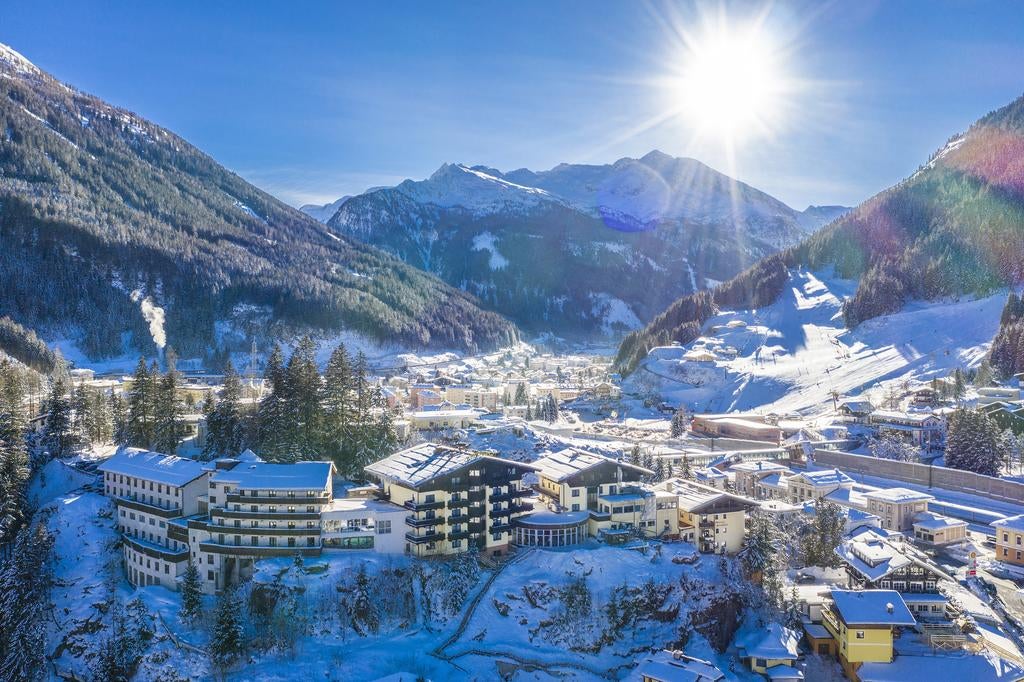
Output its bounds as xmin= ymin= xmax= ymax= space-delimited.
xmin=626 ymin=269 xmax=1006 ymax=416
xmin=323 ymin=152 xmax=845 ymax=338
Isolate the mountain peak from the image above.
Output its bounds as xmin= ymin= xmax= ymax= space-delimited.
xmin=639 ymin=149 xmax=674 ymax=164
xmin=0 ymin=43 xmax=42 ymax=78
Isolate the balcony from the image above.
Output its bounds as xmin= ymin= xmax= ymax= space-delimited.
xmin=447 ymin=529 xmax=472 ymax=541
xmin=468 ymin=489 xmax=486 ymax=503
xmin=405 ymin=532 xmax=440 ymax=545
xmin=490 ymin=520 xmax=515 ymax=533
xmin=212 ymin=509 xmax=321 ymax=521
xmin=405 ymin=515 xmax=445 ymax=528
xmin=404 ymin=499 xmax=445 ymax=512
xmin=198 ymin=542 xmax=321 ymax=557
xmin=226 ymin=493 xmax=328 ymax=505
xmin=489 ymin=488 xmax=528 ymax=503
xmin=116 ymin=496 xmax=184 ymax=519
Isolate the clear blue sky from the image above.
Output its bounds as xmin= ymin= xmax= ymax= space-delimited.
xmin=5 ymin=1 xmax=1024 ymax=209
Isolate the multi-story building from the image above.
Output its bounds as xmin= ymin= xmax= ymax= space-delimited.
xmin=835 ymin=526 xmax=951 ymax=593
xmin=730 ymin=461 xmax=791 ymax=498
xmin=785 ymin=468 xmax=854 ymax=504
xmin=664 ymin=478 xmax=755 ymax=554
xmin=821 ymin=590 xmax=916 ymax=680
xmin=321 ymin=496 xmax=406 ymax=553
xmin=98 ymin=449 xmax=209 ymax=589
xmin=992 ymin=514 xmax=1024 ymax=567
xmin=533 ymin=448 xmax=651 ymax=513
xmin=863 ymin=488 xmax=933 ymax=532
xmin=365 ymin=442 xmax=537 ymax=557
xmin=868 ymin=410 xmax=944 ymax=448
xmin=186 ymin=458 xmax=336 ymax=593
xmin=911 ymin=511 xmax=967 ymax=547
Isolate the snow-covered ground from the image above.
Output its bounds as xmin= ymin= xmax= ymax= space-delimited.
xmin=627 ymin=269 xmax=1006 ymax=416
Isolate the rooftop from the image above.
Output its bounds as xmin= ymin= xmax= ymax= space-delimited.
xmin=857 ymin=653 xmax=1024 ymax=682
xmin=735 ymin=622 xmax=799 ymax=661
xmin=532 ymin=447 xmax=652 ymax=482
xmin=829 ymin=589 xmax=916 ymax=626
xmin=992 ymin=514 xmax=1024 ymax=532
xmin=365 ymin=442 xmax=536 ymax=488
xmin=211 ymin=461 xmax=334 ymax=491
xmin=98 ymin=448 xmax=206 ymax=487
xmin=912 ymin=511 xmax=966 ymax=531
xmin=864 ymin=487 xmax=934 ymax=504
xmin=794 ymin=468 xmax=854 ymax=487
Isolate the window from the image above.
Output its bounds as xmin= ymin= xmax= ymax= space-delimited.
xmin=377 ymin=520 xmax=392 ymax=535
xmin=251 ymin=537 xmax=258 ymax=546
xmin=208 ymin=570 xmax=215 ymax=581
xmin=855 ymin=631 xmax=865 ymax=639
xmin=288 ymin=506 xmax=296 ymax=513
xmin=270 ymin=537 xmax=277 ymax=547
xmin=755 ymin=659 xmax=766 ymax=668
xmin=250 ymin=505 xmax=258 ymax=512
xmin=207 ymin=555 xmax=213 ymax=564
xmin=571 ymin=504 xmax=580 ymax=511
xmin=571 ymin=489 xmax=580 ymax=498
xmin=452 ymin=539 xmax=462 ymax=549
xmin=307 ymin=506 xmax=315 ymax=513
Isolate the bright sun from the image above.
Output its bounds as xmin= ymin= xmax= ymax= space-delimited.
xmin=671 ymin=14 xmax=790 ymax=144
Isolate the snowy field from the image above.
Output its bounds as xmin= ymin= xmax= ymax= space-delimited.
xmin=627 ymin=269 xmax=1007 ymax=416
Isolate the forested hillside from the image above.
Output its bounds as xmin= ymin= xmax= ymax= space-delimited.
xmin=0 ymin=44 xmax=516 ymax=361
xmin=617 ymin=93 xmax=1024 ymax=375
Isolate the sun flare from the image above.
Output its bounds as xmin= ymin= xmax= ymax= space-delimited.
xmin=668 ymin=11 xmax=792 ymax=145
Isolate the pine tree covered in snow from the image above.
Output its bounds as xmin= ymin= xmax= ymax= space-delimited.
xmin=801 ymin=500 xmax=844 ymax=568
xmin=0 ymin=520 xmax=54 ymax=681
xmin=153 ymin=349 xmax=184 ymax=454
xmin=40 ymin=371 xmax=76 ymax=458
xmin=670 ymin=409 xmax=687 ymax=438
xmin=127 ymin=358 xmax=156 ymax=449
xmin=869 ymin=432 xmax=920 ymax=462
xmin=203 ymin=360 xmax=245 ymax=459
xmin=946 ymin=408 xmax=1007 ymax=476
xmin=209 ymin=585 xmax=244 ymax=669
xmin=0 ymin=360 xmax=29 ymax=542
xmin=180 ymin=561 xmax=202 ymax=622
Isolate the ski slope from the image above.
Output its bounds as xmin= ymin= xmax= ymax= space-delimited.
xmin=628 ymin=270 xmax=1007 ymax=416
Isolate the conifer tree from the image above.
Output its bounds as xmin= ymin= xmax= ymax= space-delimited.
xmin=513 ymin=383 xmax=527 ymax=406
xmin=41 ymin=372 xmax=76 ymax=458
xmin=257 ymin=345 xmax=288 ymax=457
xmin=946 ymin=408 xmax=1006 ymax=476
xmin=127 ymin=357 xmax=155 ymax=448
xmin=321 ymin=343 xmax=355 ymax=469
xmin=0 ymin=521 xmax=54 ymax=680
xmin=180 ymin=561 xmax=202 ymax=622
xmin=0 ymin=361 xmax=29 ymax=542
xmin=203 ymin=360 xmax=244 ymax=459
xmin=679 ymin=453 xmax=692 ymax=479
xmin=209 ymin=585 xmax=244 ymax=670
xmin=110 ymin=392 xmax=129 ymax=446
xmin=153 ymin=349 xmax=183 ymax=454
xmin=670 ymin=409 xmax=687 ymax=438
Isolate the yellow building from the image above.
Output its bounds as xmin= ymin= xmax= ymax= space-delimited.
xmin=663 ymin=478 xmax=756 ymax=554
xmin=734 ymin=622 xmax=800 ymax=677
xmin=821 ymin=589 xmax=916 ymax=680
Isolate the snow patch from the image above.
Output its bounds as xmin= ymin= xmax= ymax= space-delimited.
xmin=471 ymin=231 xmax=509 ymax=270
xmin=590 ymin=292 xmax=643 ymax=335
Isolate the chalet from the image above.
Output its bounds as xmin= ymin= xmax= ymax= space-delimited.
xmin=821 ymin=590 xmax=917 ymax=680
xmin=835 ymin=526 xmax=952 ymax=593
xmin=868 ymin=410 xmax=944 ymax=448
xmin=532 ymin=448 xmax=651 ymax=514
xmin=734 ymin=622 xmax=800 ymax=678
xmin=862 ymin=488 xmax=933 ymax=532
xmin=664 ymin=478 xmax=756 ymax=554
xmin=365 ymin=442 xmax=538 ymax=557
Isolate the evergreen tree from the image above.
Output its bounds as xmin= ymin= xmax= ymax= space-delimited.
xmin=525 ymin=401 xmax=533 ymax=420
xmin=545 ymin=395 xmax=559 ymax=423
xmin=127 ymin=357 xmax=155 ymax=449
xmin=209 ymin=585 xmax=244 ymax=670
xmin=256 ymin=345 xmax=289 ymax=457
xmin=513 ymin=383 xmax=527 ymax=406
xmin=652 ymin=458 xmax=665 ymax=482
xmin=321 ymin=343 xmax=355 ymax=470
xmin=110 ymin=392 xmax=129 ymax=446
xmin=801 ymin=500 xmax=845 ymax=567
xmin=0 ymin=521 xmax=55 ymax=681
xmin=679 ymin=453 xmax=692 ymax=480
xmin=72 ymin=384 xmax=92 ymax=449
xmin=203 ymin=360 xmax=244 ymax=459
xmin=952 ymin=368 xmax=967 ymax=404
xmin=946 ymin=408 xmax=1006 ymax=476
xmin=670 ymin=409 xmax=687 ymax=438
xmin=40 ymin=372 xmax=76 ymax=457
xmin=278 ymin=337 xmax=321 ymax=461
xmin=153 ymin=349 xmax=183 ymax=454
xmin=180 ymin=561 xmax=202 ymax=622
xmin=628 ymin=445 xmax=641 ymax=466
xmin=0 ymin=361 xmax=29 ymax=542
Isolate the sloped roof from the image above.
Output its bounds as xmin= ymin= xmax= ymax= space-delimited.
xmin=863 ymin=487 xmax=934 ymax=504
xmin=211 ymin=461 xmax=334 ymax=490
xmin=735 ymin=622 xmax=799 ymax=661
xmin=829 ymin=590 xmax=916 ymax=626
xmin=533 ymin=447 xmax=652 ymax=482
xmin=98 ymin=448 xmax=206 ymax=487
xmin=791 ymin=468 xmax=854 ymax=487
xmin=365 ymin=442 xmax=538 ymax=488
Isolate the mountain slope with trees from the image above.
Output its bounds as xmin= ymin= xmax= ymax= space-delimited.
xmin=617 ymin=93 xmax=1024 ymax=375
xmin=0 ymin=44 xmax=516 ymax=362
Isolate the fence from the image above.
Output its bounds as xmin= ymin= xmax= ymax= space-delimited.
xmin=813 ymin=448 xmax=1024 ymax=506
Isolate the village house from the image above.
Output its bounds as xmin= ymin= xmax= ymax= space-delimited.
xmin=407 ymin=404 xmax=479 ymax=430
xmin=532 ymin=448 xmax=651 ymax=514
xmin=911 ymin=511 xmax=967 ymax=546
xmin=734 ymin=622 xmax=801 ymax=678
xmin=365 ymin=442 xmax=537 ymax=558
xmin=785 ymin=468 xmax=855 ymax=504
xmin=862 ymin=488 xmax=934 ymax=532
xmin=868 ymin=410 xmax=944 ymax=448
xmin=821 ymin=589 xmax=917 ymax=680
xmin=664 ymin=478 xmax=756 ymax=554
xmin=992 ymin=514 xmax=1024 ymax=567
xmin=835 ymin=526 xmax=952 ymax=595
xmin=730 ymin=461 xmax=792 ymax=497
xmin=837 ymin=398 xmax=874 ymax=423
xmin=626 ymin=650 xmax=725 ymax=682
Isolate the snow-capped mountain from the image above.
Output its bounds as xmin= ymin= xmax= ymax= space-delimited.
xmin=299 ymin=195 xmax=351 ymax=222
xmin=319 ymin=152 xmax=846 ymax=337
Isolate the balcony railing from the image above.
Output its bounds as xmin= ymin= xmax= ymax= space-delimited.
xmin=116 ymin=496 xmax=184 ymax=519
xmin=404 ymin=499 xmax=445 ymax=512
xmin=405 ymin=532 xmax=440 ymax=545
xmin=227 ymin=493 xmax=328 ymax=505
xmin=489 ymin=488 xmax=528 ymax=503
xmin=405 ymin=515 xmax=445 ymax=528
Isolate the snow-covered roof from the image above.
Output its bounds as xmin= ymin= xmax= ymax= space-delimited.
xmin=667 ymin=479 xmax=755 ymax=513
xmin=321 ymin=497 xmax=405 ymax=515
xmin=839 ymin=399 xmax=874 ymax=413
xmin=626 ymin=650 xmax=725 ymax=682
xmin=863 ymin=487 xmax=934 ymax=504
xmin=757 ymin=473 xmax=789 ymax=489
xmin=912 ymin=511 xmax=966 ymax=531
xmin=735 ymin=622 xmax=799 ymax=661
xmin=833 ymin=527 xmax=957 ymax=583
xmin=765 ymin=664 xmax=804 ymax=681
xmin=992 ymin=514 xmax=1024 ymax=532
xmin=211 ymin=461 xmax=334 ymax=491
xmin=533 ymin=447 xmax=652 ymax=482
xmin=731 ymin=461 xmax=790 ymax=473
xmin=829 ymin=590 xmax=916 ymax=626
xmin=98 ymin=448 xmax=206 ymax=487
xmin=871 ymin=410 xmax=940 ymax=425
xmin=365 ymin=442 xmax=537 ymax=488
xmin=857 ymin=653 xmax=1024 ymax=682
xmin=791 ymin=468 xmax=854 ymax=487
xmin=824 ymin=487 xmax=867 ymax=508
